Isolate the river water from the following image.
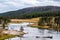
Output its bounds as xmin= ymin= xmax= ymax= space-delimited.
xmin=6 ymin=22 xmax=60 ymax=40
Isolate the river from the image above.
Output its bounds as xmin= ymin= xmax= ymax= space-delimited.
xmin=5 ymin=22 xmax=60 ymax=40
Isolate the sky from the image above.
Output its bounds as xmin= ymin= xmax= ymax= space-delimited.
xmin=0 ymin=0 xmax=60 ymax=13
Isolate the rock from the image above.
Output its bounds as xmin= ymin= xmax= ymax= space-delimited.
xmin=36 ymin=36 xmax=40 ymax=38
xmin=43 ymin=36 xmax=53 ymax=39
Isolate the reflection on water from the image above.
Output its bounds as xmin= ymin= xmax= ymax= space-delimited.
xmin=6 ymin=23 xmax=60 ymax=40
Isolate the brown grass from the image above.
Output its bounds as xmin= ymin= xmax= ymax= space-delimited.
xmin=11 ymin=17 xmax=40 ymax=23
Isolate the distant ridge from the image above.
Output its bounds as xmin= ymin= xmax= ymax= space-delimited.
xmin=0 ymin=6 xmax=60 ymax=19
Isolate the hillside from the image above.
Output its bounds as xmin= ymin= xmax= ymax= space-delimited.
xmin=0 ymin=6 xmax=60 ymax=19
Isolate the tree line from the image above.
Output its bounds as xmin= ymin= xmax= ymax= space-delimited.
xmin=0 ymin=17 xmax=11 ymax=29
xmin=0 ymin=11 xmax=60 ymax=19
xmin=38 ymin=16 xmax=60 ymax=29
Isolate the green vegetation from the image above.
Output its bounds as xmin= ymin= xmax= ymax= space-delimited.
xmin=0 ymin=11 xmax=60 ymax=19
xmin=0 ymin=34 xmax=15 ymax=40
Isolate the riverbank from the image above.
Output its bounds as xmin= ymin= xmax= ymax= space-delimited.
xmin=0 ymin=29 xmax=15 ymax=40
xmin=28 ymin=22 xmax=49 ymax=29
xmin=0 ymin=34 xmax=15 ymax=40
xmin=29 ymin=23 xmax=60 ymax=31
xmin=0 ymin=29 xmax=26 ymax=40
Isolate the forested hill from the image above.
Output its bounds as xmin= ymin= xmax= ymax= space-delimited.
xmin=0 ymin=6 xmax=60 ymax=19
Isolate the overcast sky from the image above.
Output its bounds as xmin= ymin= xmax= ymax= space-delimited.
xmin=0 ymin=0 xmax=60 ymax=13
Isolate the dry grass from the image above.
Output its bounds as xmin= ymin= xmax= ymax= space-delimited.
xmin=11 ymin=17 xmax=49 ymax=29
xmin=11 ymin=17 xmax=40 ymax=23
xmin=11 ymin=17 xmax=40 ymax=28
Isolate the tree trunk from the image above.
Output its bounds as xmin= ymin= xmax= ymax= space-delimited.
xmin=2 ymin=23 xmax=6 ymax=29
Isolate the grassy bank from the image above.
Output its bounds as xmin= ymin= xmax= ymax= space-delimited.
xmin=0 ymin=34 xmax=15 ymax=40
xmin=30 ymin=24 xmax=60 ymax=31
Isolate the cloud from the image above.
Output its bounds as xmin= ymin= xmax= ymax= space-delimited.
xmin=0 ymin=0 xmax=60 ymax=13
xmin=54 ymin=0 xmax=60 ymax=1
